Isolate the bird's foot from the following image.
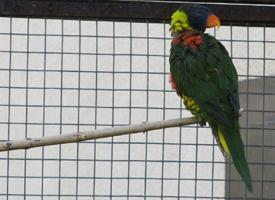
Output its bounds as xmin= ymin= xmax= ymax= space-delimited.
xmin=198 ymin=118 xmax=206 ymax=127
xmin=239 ymin=108 xmax=245 ymax=117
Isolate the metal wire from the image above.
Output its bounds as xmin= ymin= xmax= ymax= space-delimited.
xmin=0 ymin=16 xmax=274 ymax=200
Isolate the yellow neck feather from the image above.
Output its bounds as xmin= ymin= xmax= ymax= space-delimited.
xmin=170 ymin=10 xmax=193 ymax=33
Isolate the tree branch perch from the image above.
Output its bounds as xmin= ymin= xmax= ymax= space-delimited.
xmin=0 ymin=117 xmax=200 ymax=152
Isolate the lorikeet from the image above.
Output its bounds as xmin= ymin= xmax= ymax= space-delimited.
xmin=169 ymin=5 xmax=252 ymax=192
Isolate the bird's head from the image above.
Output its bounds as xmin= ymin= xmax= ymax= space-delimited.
xmin=170 ymin=5 xmax=220 ymax=33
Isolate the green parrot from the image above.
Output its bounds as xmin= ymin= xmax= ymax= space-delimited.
xmin=169 ymin=5 xmax=252 ymax=192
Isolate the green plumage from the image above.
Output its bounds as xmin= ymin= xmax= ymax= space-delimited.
xmin=170 ymin=31 xmax=253 ymax=192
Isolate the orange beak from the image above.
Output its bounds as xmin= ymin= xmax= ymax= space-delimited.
xmin=206 ymin=14 xmax=221 ymax=28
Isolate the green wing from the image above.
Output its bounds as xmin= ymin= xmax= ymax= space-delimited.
xmin=170 ymin=32 xmax=252 ymax=191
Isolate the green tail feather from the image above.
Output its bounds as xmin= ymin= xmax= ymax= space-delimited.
xmin=219 ymin=123 xmax=253 ymax=192
xmin=233 ymin=152 xmax=253 ymax=192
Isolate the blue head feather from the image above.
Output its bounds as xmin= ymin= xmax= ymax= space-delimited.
xmin=182 ymin=5 xmax=213 ymax=32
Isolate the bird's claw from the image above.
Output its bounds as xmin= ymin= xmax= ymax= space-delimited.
xmin=198 ymin=118 xmax=206 ymax=127
xmin=239 ymin=108 xmax=245 ymax=117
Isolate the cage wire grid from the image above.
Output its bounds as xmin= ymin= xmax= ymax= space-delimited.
xmin=0 ymin=14 xmax=274 ymax=200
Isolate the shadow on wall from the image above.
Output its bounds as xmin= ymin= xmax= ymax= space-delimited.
xmin=225 ymin=77 xmax=275 ymax=198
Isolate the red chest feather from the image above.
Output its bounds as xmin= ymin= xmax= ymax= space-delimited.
xmin=171 ymin=32 xmax=203 ymax=49
xmin=169 ymin=73 xmax=181 ymax=96
xmin=169 ymin=73 xmax=177 ymax=90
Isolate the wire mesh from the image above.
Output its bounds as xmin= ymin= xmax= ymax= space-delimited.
xmin=0 ymin=16 xmax=274 ymax=199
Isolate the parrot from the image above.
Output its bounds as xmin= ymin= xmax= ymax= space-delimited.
xmin=169 ymin=5 xmax=253 ymax=192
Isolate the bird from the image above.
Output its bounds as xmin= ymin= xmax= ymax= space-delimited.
xmin=169 ymin=5 xmax=252 ymax=192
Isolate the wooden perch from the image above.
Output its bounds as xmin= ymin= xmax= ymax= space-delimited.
xmin=0 ymin=117 xmax=199 ymax=152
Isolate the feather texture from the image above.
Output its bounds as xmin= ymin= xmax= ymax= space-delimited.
xmin=169 ymin=31 xmax=253 ymax=192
